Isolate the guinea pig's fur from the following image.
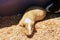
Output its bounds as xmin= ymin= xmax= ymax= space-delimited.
xmin=18 ymin=6 xmax=46 ymax=35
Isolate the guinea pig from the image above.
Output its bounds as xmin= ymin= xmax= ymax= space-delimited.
xmin=18 ymin=6 xmax=46 ymax=35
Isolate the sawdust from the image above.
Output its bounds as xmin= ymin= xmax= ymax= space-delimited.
xmin=0 ymin=13 xmax=60 ymax=40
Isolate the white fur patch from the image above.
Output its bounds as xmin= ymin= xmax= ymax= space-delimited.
xmin=28 ymin=24 xmax=31 ymax=31
xmin=24 ymin=18 xmax=32 ymax=24
xmin=24 ymin=18 xmax=32 ymax=34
